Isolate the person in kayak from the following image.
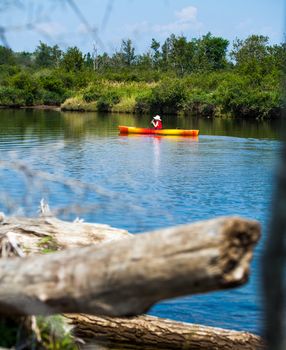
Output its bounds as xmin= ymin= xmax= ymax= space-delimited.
xmin=151 ymin=115 xmax=163 ymax=129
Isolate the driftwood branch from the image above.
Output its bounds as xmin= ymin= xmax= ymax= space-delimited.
xmin=0 ymin=215 xmax=130 ymax=254
xmin=0 ymin=216 xmax=260 ymax=317
xmin=67 ymin=313 xmax=264 ymax=350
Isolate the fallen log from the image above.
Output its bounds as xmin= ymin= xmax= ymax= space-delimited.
xmin=0 ymin=216 xmax=260 ymax=317
xmin=0 ymin=215 xmax=130 ymax=254
xmin=67 ymin=314 xmax=264 ymax=350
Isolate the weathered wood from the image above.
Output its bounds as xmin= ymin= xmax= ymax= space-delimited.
xmin=0 ymin=216 xmax=260 ymax=317
xmin=67 ymin=314 xmax=264 ymax=350
xmin=0 ymin=216 xmax=130 ymax=254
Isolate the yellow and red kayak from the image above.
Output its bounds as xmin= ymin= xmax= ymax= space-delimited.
xmin=118 ymin=126 xmax=199 ymax=136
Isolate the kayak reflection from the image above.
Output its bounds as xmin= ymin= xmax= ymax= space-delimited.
xmin=119 ymin=134 xmax=199 ymax=142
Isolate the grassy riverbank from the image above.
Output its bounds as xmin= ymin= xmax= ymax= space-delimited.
xmin=0 ymin=33 xmax=284 ymax=118
xmin=61 ymin=80 xmax=156 ymax=114
xmin=61 ymin=71 xmax=282 ymax=118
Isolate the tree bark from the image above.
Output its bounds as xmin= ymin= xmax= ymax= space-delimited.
xmin=262 ymin=120 xmax=286 ymax=350
xmin=67 ymin=313 xmax=264 ymax=350
xmin=0 ymin=216 xmax=260 ymax=317
xmin=0 ymin=215 xmax=130 ymax=254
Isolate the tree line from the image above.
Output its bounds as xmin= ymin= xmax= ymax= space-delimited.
xmin=0 ymin=33 xmax=285 ymax=118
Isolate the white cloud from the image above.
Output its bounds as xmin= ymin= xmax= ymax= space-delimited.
xmin=236 ymin=18 xmax=253 ymax=30
xmin=77 ymin=23 xmax=98 ymax=35
xmin=175 ymin=6 xmax=198 ymax=23
xmin=235 ymin=19 xmax=281 ymax=42
xmin=153 ymin=21 xmax=193 ymax=34
xmin=34 ymin=22 xmax=67 ymax=37
xmin=125 ymin=6 xmax=202 ymax=37
xmin=125 ymin=21 xmax=150 ymax=35
xmin=259 ymin=26 xmax=277 ymax=37
xmin=77 ymin=23 xmax=89 ymax=34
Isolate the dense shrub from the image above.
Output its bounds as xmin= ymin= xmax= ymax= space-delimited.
xmin=182 ymin=89 xmax=216 ymax=116
xmin=214 ymin=75 xmax=282 ymax=117
xmin=42 ymin=90 xmax=69 ymax=105
xmin=148 ymin=79 xmax=188 ymax=114
xmin=10 ymin=72 xmax=42 ymax=105
xmin=0 ymin=86 xmax=26 ymax=106
xmin=135 ymin=90 xmax=153 ymax=114
xmin=96 ymin=91 xmax=120 ymax=111
xmin=82 ymin=85 xmax=103 ymax=102
xmin=0 ymin=64 xmax=20 ymax=78
xmin=53 ymin=71 xmax=76 ymax=89
xmin=39 ymin=75 xmax=65 ymax=94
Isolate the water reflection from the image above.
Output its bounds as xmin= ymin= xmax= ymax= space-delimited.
xmin=0 ymin=109 xmax=282 ymax=141
xmin=152 ymin=136 xmax=161 ymax=177
xmin=118 ymin=133 xmax=199 ymax=181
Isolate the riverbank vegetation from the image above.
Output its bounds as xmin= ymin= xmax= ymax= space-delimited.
xmin=0 ymin=33 xmax=284 ymax=118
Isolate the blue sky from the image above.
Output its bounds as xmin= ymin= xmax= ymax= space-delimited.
xmin=0 ymin=0 xmax=285 ymax=54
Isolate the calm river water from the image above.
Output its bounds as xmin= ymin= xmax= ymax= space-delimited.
xmin=0 ymin=109 xmax=282 ymax=336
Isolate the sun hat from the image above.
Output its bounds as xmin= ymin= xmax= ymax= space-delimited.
xmin=153 ymin=115 xmax=161 ymax=121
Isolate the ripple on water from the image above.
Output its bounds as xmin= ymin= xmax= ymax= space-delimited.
xmin=0 ymin=111 xmax=281 ymax=333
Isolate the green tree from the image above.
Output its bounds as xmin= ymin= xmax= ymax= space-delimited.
xmin=111 ymin=51 xmax=125 ymax=68
xmin=84 ymin=52 xmax=93 ymax=69
xmin=230 ymin=35 xmax=270 ymax=78
xmin=270 ymin=43 xmax=286 ymax=65
xmin=34 ymin=42 xmax=62 ymax=68
xmin=61 ymin=47 xmax=84 ymax=72
xmin=97 ymin=52 xmax=112 ymax=70
xmin=121 ymin=39 xmax=136 ymax=66
xmin=169 ymin=35 xmax=193 ymax=76
xmin=52 ymin=44 xmax=62 ymax=68
xmin=0 ymin=46 xmax=15 ymax=65
xmin=161 ymin=37 xmax=172 ymax=70
xmin=267 ymin=42 xmax=286 ymax=75
xmin=15 ymin=51 xmax=33 ymax=67
xmin=150 ymin=38 xmax=161 ymax=68
xmin=193 ymin=33 xmax=229 ymax=71
xmin=137 ymin=53 xmax=153 ymax=69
